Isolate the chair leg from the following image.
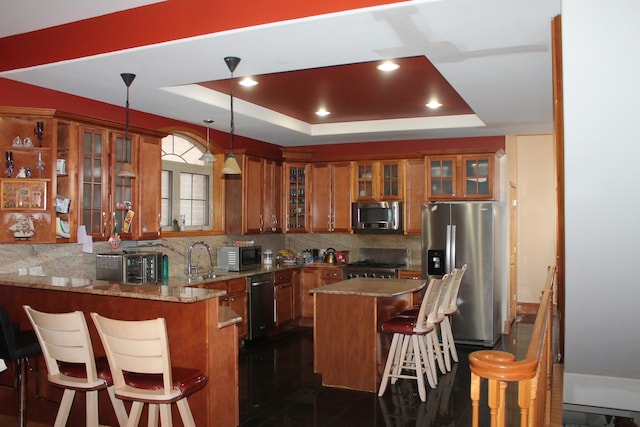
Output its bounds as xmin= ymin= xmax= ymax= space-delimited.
xmin=411 ymin=335 xmax=427 ymax=402
xmin=418 ymin=333 xmax=437 ymax=389
xmin=158 ymin=403 xmax=172 ymax=427
xmin=16 ymin=357 xmax=27 ymax=427
xmin=147 ymin=403 xmax=159 ymax=427
xmin=430 ymin=329 xmax=447 ymax=375
xmin=127 ymin=401 xmax=144 ymax=427
xmin=53 ymin=389 xmax=76 ymax=427
xmin=439 ymin=322 xmax=452 ymax=372
xmin=85 ymin=390 xmax=99 ymax=426
xmin=176 ymin=398 xmax=196 ymax=427
xmin=442 ymin=317 xmax=458 ymax=363
xmin=106 ymin=386 xmax=129 ymax=427
xmin=378 ymin=333 xmax=400 ymax=397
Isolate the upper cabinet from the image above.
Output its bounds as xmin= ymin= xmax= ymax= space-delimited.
xmin=426 ymin=150 xmax=502 ymax=201
xmin=226 ymin=153 xmax=282 ymax=235
xmin=78 ymin=125 xmax=164 ymax=242
xmin=404 ymin=157 xmax=427 ymax=234
xmin=283 ymin=163 xmax=309 ymax=233
xmin=310 ymin=162 xmax=351 ymax=233
xmin=0 ymin=107 xmax=164 ymax=244
xmin=352 ymin=160 xmax=404 ymax=201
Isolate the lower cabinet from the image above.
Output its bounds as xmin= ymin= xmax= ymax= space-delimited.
xmin=397 ymin=269 xmax=424 ymax=307
xmin=274 ymin=269 xmax=294 ymax=327
xmin=191 ymin=277 xmax=248 ymax=342
xmin=300 ymin=267 xmax=344 ymax=319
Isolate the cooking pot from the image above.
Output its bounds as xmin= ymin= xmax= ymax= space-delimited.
xmin=323 ymin=248 xmax=337 ymax=264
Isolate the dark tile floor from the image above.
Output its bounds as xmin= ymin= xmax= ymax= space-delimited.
xmin=238 ymin=323 xmax=525 ymax=427
xmin=238 ymin=320 xmax=639 ymax=427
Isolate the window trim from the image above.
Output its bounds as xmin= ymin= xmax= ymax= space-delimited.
xmin=159 ymin=128 xmax=225 ymax=236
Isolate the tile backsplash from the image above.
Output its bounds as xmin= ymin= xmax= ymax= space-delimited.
xmin=0 ymin=234 xmax=421 ymax=279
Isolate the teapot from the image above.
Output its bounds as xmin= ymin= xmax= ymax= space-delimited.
xmin=323 ymin=248 xmax=337 ymax=264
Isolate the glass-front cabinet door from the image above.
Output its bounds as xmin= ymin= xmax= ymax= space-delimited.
xmin=352 ymin=160 xmax=402 ymax=201
xmin=427 ymin=155 xmax=456 ymax=199
xmin=462 ymin=155 xmax=491 ymax=198
xmin=427 ymin=152 xmax=497 ymax=200
xmin=79 ymin=127 xmax=136 ymax=240
xmin=284 ymin=163 xmax=308 ymax=232
xmin=380 ymin=161 xmax=402 ymax=200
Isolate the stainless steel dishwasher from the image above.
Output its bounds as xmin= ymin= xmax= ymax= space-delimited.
xmin=246 ymin=272 xmax=274 ymax=340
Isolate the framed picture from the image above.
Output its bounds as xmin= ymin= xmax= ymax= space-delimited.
xmin=1 ymin=179 xmax=47 ymax=211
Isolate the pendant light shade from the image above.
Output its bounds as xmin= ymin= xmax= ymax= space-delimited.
xmin=118 ymin=72 xmax=137 ymax=178
xmin=198 ymin=119 xmax=216 ymax=163
xmin=221 ymin=56 xmax=242 ymax=175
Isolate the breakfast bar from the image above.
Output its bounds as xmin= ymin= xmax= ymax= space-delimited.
xmin=311 ymin=278 xmax=425 ymax=393
xmin=0 ymin=274 xmax=240 ymax=427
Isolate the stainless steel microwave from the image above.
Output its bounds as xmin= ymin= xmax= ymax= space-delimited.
xmin=217 ymin=245 xmax=261 ymax=272
xmin=352 ymin=201 xmax=403 ymax=234
xmin=96 ymin=252 xmax=162 ymax=284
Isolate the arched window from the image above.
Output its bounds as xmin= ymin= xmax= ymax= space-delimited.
xmin=161 ymin=133 xmax=214 ymax=232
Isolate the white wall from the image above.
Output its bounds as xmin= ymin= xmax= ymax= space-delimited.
xmin=516 ymin=135 xmax=556 ymax=303
xmin=563 ymin=0 xmax=640 ymax=410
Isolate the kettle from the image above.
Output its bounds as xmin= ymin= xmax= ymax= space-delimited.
xmin=323 ymin=248 xmax=337 ymax=264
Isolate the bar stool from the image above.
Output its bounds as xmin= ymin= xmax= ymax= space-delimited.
xmin=378 ymin=277 xmax=443 ymax=402
xmin=23 ymin=306 xmax=128 ymax=427
xmin=0 ymin=305 xmax=42 ymax=427
xmin=91 ymin=313 xmax=209 ymax=427
xmin=439 ymin=264 xmax=468 ymax=371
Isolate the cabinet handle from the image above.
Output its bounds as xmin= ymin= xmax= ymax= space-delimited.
xmin=259 ymin=214 xmax=263 ymax=232
xmin=157 ymin=213 xmax=161 ymax=236
xmin=102 ymin=211 xmax=107 ymax=237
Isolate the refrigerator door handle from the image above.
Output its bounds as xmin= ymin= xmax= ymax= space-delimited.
xmin=449 ymin=224 xmax=457 ymax=272
xmin=446 ymin=224 xmax=452 ymax=273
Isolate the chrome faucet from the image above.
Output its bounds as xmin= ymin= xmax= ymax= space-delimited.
xmin=187 ymin=240 xmax=214 ymax=281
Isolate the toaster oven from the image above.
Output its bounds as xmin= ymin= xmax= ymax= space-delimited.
xmin=96 ymin=252 xmax=162 ymax=284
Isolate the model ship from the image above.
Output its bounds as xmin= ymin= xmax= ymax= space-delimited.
xmin=8 ymin=214 xmax=35 ymax=239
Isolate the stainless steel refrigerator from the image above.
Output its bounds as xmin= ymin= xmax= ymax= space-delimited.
xmin=422 ymin=202 xmax=503 ymax=347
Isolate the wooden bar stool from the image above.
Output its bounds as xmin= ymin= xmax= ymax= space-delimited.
xmin=378 ymin=278 xmax=443 ymax=402
xmin=0 ymin=306 xmax=42 ymax=427
xmin=91 ymin=313 xmax=208 ymax=427
xmin=439 ymin=264 xmax=467 ymax=371
xmin=23 ymin=306 xmax=128 ymax=427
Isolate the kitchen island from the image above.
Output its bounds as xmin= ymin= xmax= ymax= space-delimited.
xmin=310 ymin=278 xmax=425 ymax=393
xmin=0 ymin=274 xmax=240 ymax=427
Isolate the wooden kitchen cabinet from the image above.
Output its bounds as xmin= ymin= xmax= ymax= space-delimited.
xmin=426 ymin=150 xmax=501 ymax=200
xmin=397 ymin=269 xmax=424 ymax=308
xmin=283 ymin=163 xmax=309 ymax=232
xmin=352 ymin=160 xmax=403 ymax=201
xmin=274 ymin=269 xmax=294 ymax=327
xmin=310 ymin=162 xmax=351 ymax=233
xmin=0 ymin=107 xmax=163 ymax=244
xmin=227 ymin=154 xmax=282 ymax=234
xmin=300 ymin=267 xmax=344 ymax=319
xmin=404 ymin=157 xmax=426 ymax=234
xmin=192 ymin=277 xmax=248 ymax=341
xmin=78 ymin=122 xmax=164 ymax=241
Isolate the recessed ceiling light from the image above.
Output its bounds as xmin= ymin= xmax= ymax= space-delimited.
xmin=426 ymin=101 xmax=443 ymax=109
xmin=377 ymin=61 xmax=399 ymax=72
xmin=316 ymin=108 xmax=331 ymax=117
xmin=239 ymin=77 xmax=258 ymax=87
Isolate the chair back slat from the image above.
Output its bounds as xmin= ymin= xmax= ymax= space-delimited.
xmin=415 ymin=277 xmax=444 ymax=332
xmin=91 ymin=314 xmax=173 ymax=393
xmin=23 ymin=306 xmax=99 ymax=383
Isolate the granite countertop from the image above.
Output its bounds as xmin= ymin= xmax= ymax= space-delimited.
xmin=0 ymin=273 xmax=226 ymax=303
xmin=309 ymin=278 xmax=425 ymax=297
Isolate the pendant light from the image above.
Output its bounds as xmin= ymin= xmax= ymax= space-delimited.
xmin=221 ymin=56 xmax=242 ymax=175
xmin=198 ymin=119 xmax=216 ymax=163
xmin=117 ymin=72 xmax=136 ymax=178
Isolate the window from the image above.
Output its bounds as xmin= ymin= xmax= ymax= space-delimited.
xmin=161 ymin=133 xmax=214 ymax=231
